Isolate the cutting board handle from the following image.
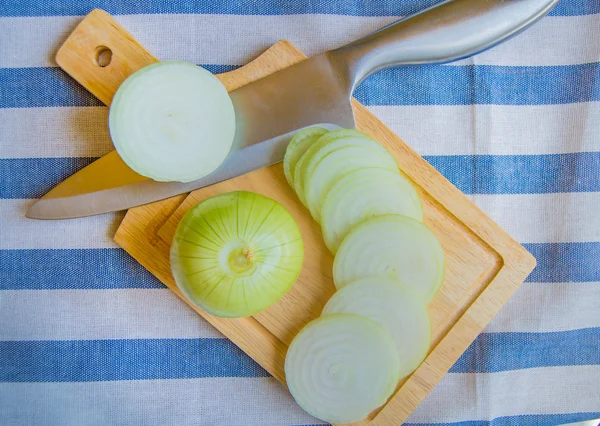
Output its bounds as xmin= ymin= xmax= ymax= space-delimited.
xmin=56 ymin=9 xmax=157 ymax=105
xmin=55 ymin=9 xmax=305 ymax=106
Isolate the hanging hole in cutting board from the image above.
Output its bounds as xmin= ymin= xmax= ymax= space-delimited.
xmin=94 ymin=46 xmax=112 ymax=67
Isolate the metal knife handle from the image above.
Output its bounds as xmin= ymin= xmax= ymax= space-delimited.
xmin=331 ymin=0 xmax=559 ymax=91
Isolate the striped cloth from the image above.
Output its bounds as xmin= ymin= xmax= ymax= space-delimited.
xmin=1 ymin=1 xmax=599 ymax=425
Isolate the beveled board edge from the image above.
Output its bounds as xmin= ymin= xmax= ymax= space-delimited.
xmin=352 ymin=105 xmax=536 ymax=423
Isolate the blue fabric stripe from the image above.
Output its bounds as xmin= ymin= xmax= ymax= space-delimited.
xmin=1 ymin=242 xmax=599 ymax=290
xmin=355 ymin=63 xmax=600 ymax=106
xmin=0 ymin=67 xmax=102 ymax=108
xmin=1 ymin=329 xmax=598 ymax=382
xmin=2 ymin=152 xmax=599 ymax=199
xmin=427 ymin=152 xmax=600 ymax=195
xmin=0 ymin=249 xmax=164 ymax=290
xmin=450 ymin=327 xmax=600 ymax=373
xmin=524 ymin=242 xmax=600 ymax=283
xmin=0 ymin=65 xmax=236 ymax=108
xmin=0 ymin=157 xmax=96 ymax=199
xmin=0 ymin=338 xmax=268 ymax=382
xmin=404 ymin=412 xmax=600 ymax=426
xmin=2 ymin=63 xmax=600 ymax=109
xmin=0 ymin=0 xmax=592 ymax=18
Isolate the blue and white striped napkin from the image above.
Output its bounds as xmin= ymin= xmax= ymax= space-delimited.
xmin=1 ymin=1 xmax=599 ymax=425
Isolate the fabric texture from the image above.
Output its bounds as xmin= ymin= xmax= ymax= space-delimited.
xmin=1 ymin=1 xmax=599 ymax=425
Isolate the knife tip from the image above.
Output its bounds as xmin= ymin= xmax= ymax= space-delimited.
xmin=25 ymin=203 xmax=41 ymax=219
xmin=25 ymin=201 xmax=51 ymax=220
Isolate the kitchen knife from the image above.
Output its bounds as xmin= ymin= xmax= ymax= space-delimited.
xmin=27 ymin=0 xmax=559 ymax=219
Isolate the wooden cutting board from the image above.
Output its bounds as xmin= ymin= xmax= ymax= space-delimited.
xmin=57 ymin=9 xmax=536 ymax=426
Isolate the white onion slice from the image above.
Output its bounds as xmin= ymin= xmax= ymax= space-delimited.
xmin=293 ymin=129 xmax=369 ymax=205
xmin=283 ymin=127 xmax=328 ymax=187
xmin=333 ymin=215 xmax=445 ymax=303
xmin=285 ymin=314 xmax=401 ymax=424
xmin=109 ymin=60 xmax=235 ymax=183
xmin=322 ymin=277 xmax=431 ymax=378
xmin=321 ymin=168 xmax=423 ymax=253
xmin=303 ymin=138 xmax=399 ymax=222
xmin=170 ymin=191 xmax=303 ymax=317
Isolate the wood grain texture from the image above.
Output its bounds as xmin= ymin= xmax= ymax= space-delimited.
xmin=57 ymin=10 xmax=537 ymax=426
xmin=56 ymin=9 xmax=157 ymax=105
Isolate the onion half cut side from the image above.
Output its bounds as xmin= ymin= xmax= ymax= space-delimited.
xmin=322 ymin=277 xmax=431 ymax=378
xmin=109 ymin=60 xmax=235 ymax=183
xmin=284 ymin=314 xmax=401 ymax=424
xmin=170 ymin=191 xmax=304 ymax=317
xmin=333 ymin=215 xmax=445 ymax=303
xmin=321 ymin=168 xmax=423 ymax=253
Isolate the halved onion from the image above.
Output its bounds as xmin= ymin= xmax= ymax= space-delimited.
xmin=283 ymin=127 xmax=328 ymax=188
xmin=333 ymin=215 xmax=445 ymax=303
xmin=303 ymin=138 xmax=399 ymax=222
xmin=292 ymin=129 xmax=369 ymax=205
xmin=109 ymin=60 xmax=235 ymax=183
xmin=321 ymin=168 xmax=423 ymax=253
xmin=170 ymin=191 xmax=304 ymax=317
xmin=285 ymin=314 xmax=401 ymax=424
xmin=322 ymin=277 xmax=431 ymax=378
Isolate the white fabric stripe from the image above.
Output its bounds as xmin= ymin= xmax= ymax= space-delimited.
xmin=1 ymin=367 xmax=597 ymax=425
xmin=0 ymin=289 xmax=221 ymax=341
xmin=474 ymin=192 xmax=600 ymax=244
xmin=485 ymin=282 xmax=600 ymax=333
xmin=0 ymin=377 xmax=318 ymax=426
xmin=1 ymin=282 xmax=598 ymax=342
xmin=3 ymin=192 xmax=599 ymax=251
xmin=407 ymin=365 xmax=600 ymax=423
xmin=4 ymin=103 xmax=600 ymax=159
xmin=0 ymin=199 xmax=121 ymax=249
xmin=0 ymin=14 xmax=598 ymax=69
xmin=0 ymin=107 xmax=112 ymax=158
xmin=368 ymin=103 xmax=600 ymax=156
xmin=0 ymin=14 xmax=397 ymax=69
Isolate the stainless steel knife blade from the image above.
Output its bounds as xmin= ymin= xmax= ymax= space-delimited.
xmin=27 ymin=52 xmax=354 ymax=219
xmin=26 ymin=124 xmax=341 ymax=219
xmin=28 ymin=0 xmax=558 ymax=219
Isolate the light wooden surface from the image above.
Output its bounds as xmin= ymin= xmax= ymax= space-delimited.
xmin=58 ymin=9 xmax=537 ymax=426
xmin=56 ymin=9 xmax=157 ymax=105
